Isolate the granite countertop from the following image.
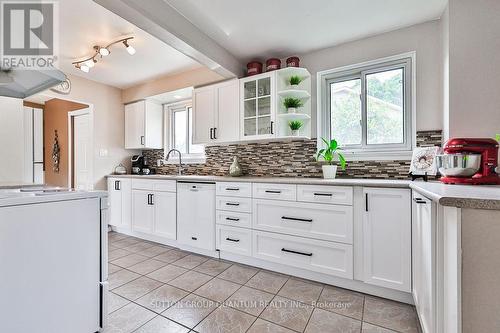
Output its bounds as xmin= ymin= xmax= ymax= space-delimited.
xmin=410 ymin=182 xmax=500 ymax=210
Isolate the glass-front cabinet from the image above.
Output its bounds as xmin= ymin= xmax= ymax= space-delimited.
xmin=240 ymin=72 xmax=276 ymax=140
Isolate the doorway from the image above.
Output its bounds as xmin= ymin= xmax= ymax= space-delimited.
xmin=68 ymin=108 xmax=93 ymax=190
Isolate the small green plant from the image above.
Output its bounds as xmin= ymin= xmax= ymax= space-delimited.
xmin=316 ymin=137 xmax=347 ymax=170
xmin=289 ymin=120 xmax=303 ymax=131
xmin=283 ymin=97 xmax=303 ymax=109
xmin=289 ymin=75 xmax=302 ymax=86
xmin=496 ymin=134 xmax=500 ymax=142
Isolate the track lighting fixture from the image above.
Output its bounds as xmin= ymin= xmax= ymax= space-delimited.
xmin=72 ymin=36 xmax=135 ymax=73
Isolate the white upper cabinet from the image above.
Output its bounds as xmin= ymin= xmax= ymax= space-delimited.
xmin=124 ymin=100 xmax=163 ymax=149
xmin=192 ymin=79 xmax=240 ymax=145
xmin=362 ymin=187 xmax=411 ymax=292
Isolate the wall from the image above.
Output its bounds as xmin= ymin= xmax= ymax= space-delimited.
xmin=441 ymin=5 xmax=450 ymax=140
xmin=447 ymin=0 xmax=500 ymax=138
xmin=0 ymin=97 xmax=25 ymax=183
xmin=290 ymin=20 xmax=443 ymax=135
xmin=43 ymin=99 xmax=88 ymax=187
xmin=122 ymin=67 xmax=223 ymax=104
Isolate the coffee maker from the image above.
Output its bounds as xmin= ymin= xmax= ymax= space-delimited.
xmin=436 ymin=138 xmax=500 ymax=185
xmin=131 ymin=155 xmax=145 ymax=174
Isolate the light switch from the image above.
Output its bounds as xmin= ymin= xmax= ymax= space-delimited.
xmin=99 ymin=148 xmax=108 ymax=157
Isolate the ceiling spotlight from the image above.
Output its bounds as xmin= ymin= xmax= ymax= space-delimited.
xmin=123 ymin=40 xmax=136 ymax=55
xmin=85 ymin=59 xmax=96 ymax=68
xmin=77 ymin=64 xmax=90 ymax=73
xmin=99 ymin=47 xmax=110 ymax=56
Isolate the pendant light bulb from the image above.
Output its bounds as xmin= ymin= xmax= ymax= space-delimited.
xmin=79 ymin=64 xmax=90 ymax=73
xmin=85 ymin=59 xmax=96 ymax=68
xmin=99 ymin=47 xmax=110 ymax=56
xmin=123 ymin=40 xmax=136 ymax=55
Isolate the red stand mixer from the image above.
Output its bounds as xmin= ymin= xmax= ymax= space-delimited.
xmin=437 ymin=138 xmax=500 ymax=185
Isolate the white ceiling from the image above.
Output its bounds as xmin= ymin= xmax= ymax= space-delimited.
xmin=148 ymin=87 xmax=193 ymax=105
xmin=165 ymin=0 xmax=448 ymax=62
xmin=58 ymin=0 xmax=201 ymax=89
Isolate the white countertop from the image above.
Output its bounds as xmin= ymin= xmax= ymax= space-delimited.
xmin=0 ymin=188 xmax=107 ymax=207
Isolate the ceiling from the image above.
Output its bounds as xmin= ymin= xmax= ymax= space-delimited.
xmin=58 ymin=0 xmax=201 ymax=89
xmin=165 ymin=0 xmax=448 ymax=62
xmin=148 ymin=87 xmax=193 ymax=104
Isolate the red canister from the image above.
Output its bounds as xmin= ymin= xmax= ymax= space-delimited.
xmin=286 ymin=56 xmax=300 ymax=67
xmin=246 ymin=61 xmax=263 ymax=76
xmin=265 ymin=58 xmax=281 ymax=72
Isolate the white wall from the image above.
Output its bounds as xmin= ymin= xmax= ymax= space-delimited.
xmin=0 ymin=97 xmax=25 ymax=183
xmin=447 ymin=0 xmax=500 ymax=139
xmin=291 ymin=20 xmax=443 ymax=136
xmin=441 ymin=5 xmax=450 ymax=140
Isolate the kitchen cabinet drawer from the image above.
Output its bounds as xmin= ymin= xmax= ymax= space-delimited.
xmin=216 ymin=210 xmax=252 ymax=229
xmin=252 ymin=183 xmax=296 ymax=201
xmin=216 ymin=182 xmax=252 ymax=198
xmin=297 ymin=185 xmax=353 ymax=206
xmin=216 ymin=225 xmax=252 ymax=256
xmin=216 ymin=196 xmax=252 ymax=213
xmin=131 ymin=179 xmax=176 ymax=192
xmin=253 ymin=199 xmax=353 ymax=244
xmin=253 ymin=230 xmax=353 ymax=279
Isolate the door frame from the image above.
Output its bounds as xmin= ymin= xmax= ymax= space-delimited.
xmin=68 ymin=107 xmax=94 ymax=190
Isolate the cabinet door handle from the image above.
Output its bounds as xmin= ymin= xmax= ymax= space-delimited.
xmin=265 ymin=190 xmax=281 ymax=194
xmin=191 ymin=236 xmax=197 ymax=240
xmin=150 ymin=193 xmax=154 ymax=205
xmin=140 ymin=136 xmax=145 ymax=145
xmin=225 ymin=237 xmax=240 ymax=242
xmin=270 ymin=121 xmax=274 ymax=134
xmin=314 ymin=192 xmax=332 ymax=197
xmin=225 ymin=202 xmax=240 ymax=206
xmin=225 ymin=217 xmax=240 ymax=222
xmin=213 ymin=127 xmax=217 ymax=140
xmin=114 ymin=180 xmax=121 ymax=191
xmin=147 ymin=194 xmax=151 ymax=205
xmin=413 ymin=198 xmax=427 ymax=204
xmin=209 ymin=128 xmax=213 ymax=140
xmin=225 ymin=188 xmax=240 ymax=191
xmin=281 ymin=248 xmax=313 ymax=257
xmin=365 ymin=193 xmax=368 ymax=212
xmin=281 ymin=216 xmax=313 ymax=223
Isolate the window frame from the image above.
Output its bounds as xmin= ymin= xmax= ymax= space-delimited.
xmin=317 ymin=52 xmax=416 ymax=161
xmin=163 ymin=100 xmax=206 ymax=164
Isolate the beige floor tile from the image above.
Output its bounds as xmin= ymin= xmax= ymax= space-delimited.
xmin=109 ymin=269 xmax=141 ymax=290
xmin=108 ymin=248 xmax=131 ymax=261
xmin=112 ymin=276 xmax=163 ymax=301
xmin=363 ymin=296 xmax=419 ymax=333
xmin=108 ymin=263 xmax=123 ymax=274
xmin=259 ymin=296 xmax=313 ymax=332
xmin=153 ymin=249 xmax=190 ymax=263
xmin=247 ymin=319 xmax=295 ymax=333
xmin=112 ymin=237 xmax=143 ymax=248
xmin=316 ymin=285 xmax=365 ymax=320
xmin=108 ymin=292 xmax=130 ymax=314
xmin=161 ymin=294 xmax=219 ymax=328
xmin=108 ymin=232 xmax=129 ymax=242
xmin=217 ymin=264 xmax=259 ymax=284
xmin=105 ymin=302 xmax=156 ymax=333
xmin=108 ymin=244 xmax=119 ymax=251
xmin=277 ymin=278 xmax=323 ymax=305
xmin=168 ymin=270 xmax=213 ymax=292
xmin=123 ymin=241 xmax=156 ymax=253
xmin=136 ymin=284 xmax=189 ymax=313
xmin=172 ymin=254 xmax=209 ymax=269
xmin=194 ymin=305 xmax=256 ymax=333
xmin=135 ymin=315 xmax=189 ymax=333
xmin=245 ymin=271 xmax=288 ymax=294
xmin=146 ymin=264 xmax=188 ymax=283
xmin=304 ymin=308 xmax=361 ymax=333
xmin=111 ymin=253 xmax=149 ymax=268
xmin=194 ymin=277 xmax=241 ymax=302
xmin=362 ymin=322 xmax=398 ymax=333
xmin=194 ymin=259 xmax=232 ymax=276
xmin=128 ymin=259 xmax=167 ymax=275
xmin=225 ymin=286 xmax=274 ymax=317
xmin=140 ymin=245 xmax=172 ymax=258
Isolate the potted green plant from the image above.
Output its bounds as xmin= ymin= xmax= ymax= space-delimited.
xmin=316 ymin=137 xmax=346 ymax=179
xmin=288 ymin=120 xmax=303 ymax=136
xmin=289 ymin=75 xmax=302 ymax=87
xmin=283 ymin=97 xmax=303 ymax=113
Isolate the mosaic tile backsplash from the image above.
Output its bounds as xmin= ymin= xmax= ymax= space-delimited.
xmin=143 ymin=130 xmax=442 ymax=180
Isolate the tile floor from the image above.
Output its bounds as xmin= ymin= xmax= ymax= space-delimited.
xmin=106 ymin=232 xmax=421 ymax=333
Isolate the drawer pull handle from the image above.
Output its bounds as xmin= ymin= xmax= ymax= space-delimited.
xmin=413 ymin=198 xmax=427 ymax=204
xmin=265 ymin=190 xmax=282 ymax=194
xmin=225 ymin=237 xmax=240 ymax=242
xmin=314 ymin=192 xmax=332 ymax=197
xmin=226 ymin=188 xmax=240 ymax=191
xmin=281 ymin=248 xmax=313 ymax=257
xmin=226 ymin=217 xmax=240 ymax=221
xmin=191 ymin=237 xmax=197 ymax=240
xmin=226 ymin=202 xmax=240 ymax=206
xmin=281 ymin=216 xmax=313 ymax=223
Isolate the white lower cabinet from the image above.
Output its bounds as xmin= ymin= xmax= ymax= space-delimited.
xmin=216 ymin=225 xmax=252 ymax=256
xmin=107 ymin=178 xmax=131 ymax=229
xmin=132 ymin=190 xmax=154 ymax=233
xmin=153 ymin=191 xmax=177 ymax=240
xmin=253 ymin=230 xmax=353 ymax=279
xmin=362 ymin=188 xmax=411 ymax=292
xmin=177 ymin=182 xmax=215 ymax=251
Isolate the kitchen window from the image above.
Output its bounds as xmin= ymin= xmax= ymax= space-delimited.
xmin=164 ymin=101 xmax=205 ymax=163
xmin=317 ymin=53 xmax=415 ymax=160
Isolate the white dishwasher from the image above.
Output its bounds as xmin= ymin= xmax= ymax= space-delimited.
xmin=177 ymin=181 xmax=216 ymax=251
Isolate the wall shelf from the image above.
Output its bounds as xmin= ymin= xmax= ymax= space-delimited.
xmin=278 ymin=113 xmax=311 ymax=120
xmin=278 ymin=89 xmax=311 ymax=99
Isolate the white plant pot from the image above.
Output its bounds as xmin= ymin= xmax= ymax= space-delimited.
xmin=322 ymin=165 xmax=338 ymax=179
xmin=290 ymin=129 xmax=300 ymax=137
xmin=287 ymin=107 xmax=297 ymax=113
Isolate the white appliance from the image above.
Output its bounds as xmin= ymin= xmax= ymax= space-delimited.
xmin=23 ymin=106 xmax=45 ymax=184
xmin=0 ymin=188 xmax=108 ymax=333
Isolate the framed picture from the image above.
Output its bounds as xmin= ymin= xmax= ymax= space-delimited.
xmin=410 ymin=147 xmax=439 ymax=176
